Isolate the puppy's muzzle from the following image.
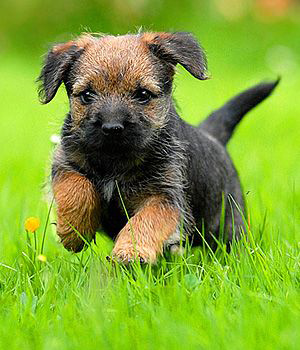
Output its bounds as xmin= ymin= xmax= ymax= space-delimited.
xmin=95 ymin=102 xmax=129 ymax=136
xmin=101 ymin=122 xmax=124 ymax=136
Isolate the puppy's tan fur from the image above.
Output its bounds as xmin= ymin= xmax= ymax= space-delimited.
xmin=112 ymin=196 xmax=179 ymax=263
xmin=52 ymin=171 xmax=100 ymax=252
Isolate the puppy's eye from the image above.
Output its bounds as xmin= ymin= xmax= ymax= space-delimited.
xmin=79 ymin=90 xmax=96 ymax=105
xmin=133 ymin=88 xmax=156 ymax=104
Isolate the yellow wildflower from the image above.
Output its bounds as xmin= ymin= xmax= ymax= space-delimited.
xmin=37 ymin=254 xmax=47 ymax=263
xmin=24 ymin=217 xmax=40 ymax=232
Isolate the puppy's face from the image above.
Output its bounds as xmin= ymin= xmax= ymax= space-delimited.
xmin=38 ymin=32 xmax=208 ymax=158
xmin=68 ymin=35 xmax=174 ymax=156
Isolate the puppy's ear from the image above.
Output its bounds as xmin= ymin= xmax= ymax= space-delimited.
xmin=37 ymin=36 xmax=93 ymax=104
xmin=142 ymin=32 xmax=208 ymax=80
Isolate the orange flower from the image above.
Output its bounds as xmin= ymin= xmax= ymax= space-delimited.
xmin=24 ymin=217 xmax=40 ymax=232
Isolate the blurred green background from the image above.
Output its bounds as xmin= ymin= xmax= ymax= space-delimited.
xmin=0 ymin=0 xmax=299 ymax=252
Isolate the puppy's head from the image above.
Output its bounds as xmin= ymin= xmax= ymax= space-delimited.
xmin=38 ymin=32 xmax=208 ymax=158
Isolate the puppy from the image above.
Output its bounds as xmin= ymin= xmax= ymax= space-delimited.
xmin=38 ymin=32 xmax=278 ymax=263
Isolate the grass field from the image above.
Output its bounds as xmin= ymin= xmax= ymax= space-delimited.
xmin=0 ymin=18 xmax=299 ymax=349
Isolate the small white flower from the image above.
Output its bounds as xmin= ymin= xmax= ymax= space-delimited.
xmin=50 ymin=134 xmax=61 ymax=144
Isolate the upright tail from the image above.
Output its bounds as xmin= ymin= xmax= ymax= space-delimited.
xmin=200 ymin=79 xmax=279 ymax=145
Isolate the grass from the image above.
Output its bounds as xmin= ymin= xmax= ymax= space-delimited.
xmin=0 ymin=19 xmax=299 ymax=349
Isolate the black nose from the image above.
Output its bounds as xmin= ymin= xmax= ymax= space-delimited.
xmin=101 ymin=122 xmax=124 ymax=136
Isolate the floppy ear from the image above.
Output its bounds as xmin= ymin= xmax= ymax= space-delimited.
xmin=37 ymin=36 xmax=93 ymax=104
xmin=142 ymin=32 xmax=208 ymax=80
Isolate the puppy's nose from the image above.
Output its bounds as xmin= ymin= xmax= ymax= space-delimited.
xmin=101 ymin=122 xmax=124 ymax=136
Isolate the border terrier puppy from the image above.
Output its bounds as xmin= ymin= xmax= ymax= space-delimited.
xmin=38 ymin=32 xmax=278 ymax=263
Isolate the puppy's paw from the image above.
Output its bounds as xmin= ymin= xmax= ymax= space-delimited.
xmin=111 ymin=244 xmax=157 ymax=264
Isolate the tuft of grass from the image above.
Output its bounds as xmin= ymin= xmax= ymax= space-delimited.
xmin=0 ymin=195 xmax=299 ymax=349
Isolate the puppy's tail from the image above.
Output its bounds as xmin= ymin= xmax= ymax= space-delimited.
xmin=200 ymin=79 xmax=279 ymax=145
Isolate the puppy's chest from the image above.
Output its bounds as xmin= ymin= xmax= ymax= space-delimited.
xmin=93 ymin=158 xmax=173 ymax=210
xmin=98 ymin=173 xmax=145 ymax=211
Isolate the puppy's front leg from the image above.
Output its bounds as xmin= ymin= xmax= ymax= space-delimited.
xmin=52 ymin=172 xmax=100 ymax=252
xmin=112 ymin=196 xmax=179 ymax=263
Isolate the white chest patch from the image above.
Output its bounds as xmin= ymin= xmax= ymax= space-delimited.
xmin=102 ymin=179 xmax=115 ymax=202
